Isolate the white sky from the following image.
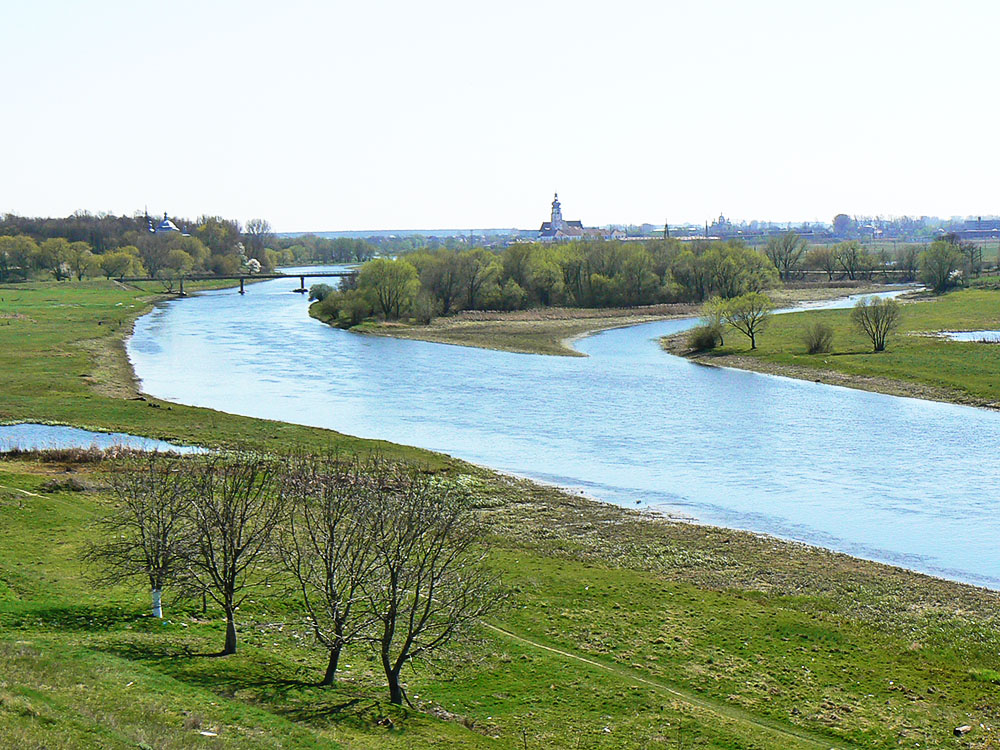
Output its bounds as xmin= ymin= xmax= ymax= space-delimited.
xmin=2 ymin=0 xmax=999 ymax=231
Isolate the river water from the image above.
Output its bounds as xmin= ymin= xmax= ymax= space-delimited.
xmin=128 ymin=270 xmax=1000 ymax=589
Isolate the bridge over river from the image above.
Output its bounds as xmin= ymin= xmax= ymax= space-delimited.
xmin=121 ymin=271 xmax=353 ymax=295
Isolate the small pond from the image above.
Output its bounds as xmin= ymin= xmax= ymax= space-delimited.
xmin=942 ymin=330 xmax=1000 ymax=342
xmin=0 ymin=423 xmax=203 ymax=454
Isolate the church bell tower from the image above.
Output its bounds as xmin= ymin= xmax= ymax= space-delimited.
xmin=550 ymin=192 xmax=563 ymax=229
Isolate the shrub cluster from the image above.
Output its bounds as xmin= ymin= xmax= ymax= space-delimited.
xmin=687 ymin=325 xmax=721 ymax=351
xmin=802 ymin=322 xmax=834 ymax=354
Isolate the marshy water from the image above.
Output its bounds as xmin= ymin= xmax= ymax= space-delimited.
xmin=128 ymin=270 xmax=1000 ymax=588
xmin=0 ymin=423 xmax=201 ymax=454
xmin=942 ymin=330 xmax=1000 ymax=342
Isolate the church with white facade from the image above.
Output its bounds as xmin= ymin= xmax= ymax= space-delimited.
xmin=537 ymin=194 xmax=625 ymax=242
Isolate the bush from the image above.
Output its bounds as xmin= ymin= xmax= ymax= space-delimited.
xmin=337 ymin=290 xmax=373 ymax=327
xmin=39 ymin=476 xmax=90 ymax=493
xmin=314 ymin=289 xmax=373 ymax=328
xmin=499 ymin=279 xmax=528 ymax=311
xmin=802 ymin=321 xmax=834 ymax=354
xmin=309 ymin=283 xmax=334 ymax=302
xmin=687 ymin=325 xmax=721 ymax=351
xmin=920 ymin=241 xmax=963 ymax=293
xmin=412 ymin=291 xmax=437 ymax=325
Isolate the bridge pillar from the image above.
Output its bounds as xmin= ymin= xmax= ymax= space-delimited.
xmin=294 ymin=275 xmax=307 ymax=293
xmin=239 ymin=277 xmax=245 ymax=295
xmin=179 ymin=278 xmax=185 ymax=296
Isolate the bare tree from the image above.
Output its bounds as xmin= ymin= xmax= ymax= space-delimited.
xmin=84 ymin=452 xmax=192 ymax=618
xmin=764 ymin=231 xmax=807 ymax=281
xmin=959 ymin=241 xmax=983 ymax=278
xmin=722 ymin=292 xmax=774 ymax=350
xmin=362 ymin=466 xmax=505 ymax=705
xmin=895 ymin=244 xmax=922 ymax=282
xmin=805 ymin=245 xmax=838 ymax=281
xmin=275 ymin=455 xmax=379 ymax=685
xmin=184 ymin=453 xmax=285 ymax=655
xmin=851 ymin=296 xmax=901 ymax=352
xmin=244 ymin=218 xmax=274 ymax=263
xmin=835 ymin=241 xmax=872 ymax=281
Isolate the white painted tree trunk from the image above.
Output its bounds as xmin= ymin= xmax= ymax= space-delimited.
xmin=151 ymin=588 xmax=163 ymax=618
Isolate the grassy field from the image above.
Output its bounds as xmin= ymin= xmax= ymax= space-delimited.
xmin=0 ymin=280 xmax=444 ymax=464
xmin=664 ymin=288 xmax=1000 ymax=408
xmin=314 ymin=283 xmax=884 ymax=357
xmin=3 ymin=279 xmax=1000 ymax=748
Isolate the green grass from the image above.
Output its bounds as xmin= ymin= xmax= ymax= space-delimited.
xmin=678 ymin=288 xmax=1000 ymax=406
xmin=4 ymin=280 xmax=1000 ymax=748
xmin=0 ymin=280 xmax=448 ymax=464
xmin=5 ymin=462 xmax=1000 ymax=748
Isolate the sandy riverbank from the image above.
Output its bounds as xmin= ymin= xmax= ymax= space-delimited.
xmin=331 ymin=282 xmax=886 ymax=356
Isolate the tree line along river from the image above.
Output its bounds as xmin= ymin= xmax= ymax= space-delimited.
xmin=125 ymin=268 xmax=1000 ymax=589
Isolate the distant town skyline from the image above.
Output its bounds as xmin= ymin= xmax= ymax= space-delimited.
xmin=4 ymin=1 xmax=1000 ymax=232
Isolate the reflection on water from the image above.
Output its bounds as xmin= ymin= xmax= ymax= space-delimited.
xmin=128 ymin=271 xmax=1000 ymax=588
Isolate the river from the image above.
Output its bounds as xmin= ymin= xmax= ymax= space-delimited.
xmin=128 ymin=269 xmax=1000 ymax=589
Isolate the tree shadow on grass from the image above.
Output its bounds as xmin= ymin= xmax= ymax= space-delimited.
xmin=97 ymin=640 xmax=319 ymax=693
xmin=0 ymin=603 xmax=143 ymax=632
xmin=282 ymin=696 xmax=386 ymax=725
xmin=98 ymin=638 xmax=227 ymax=661
xmin=89 ymin=632 xmax=407 ymax=731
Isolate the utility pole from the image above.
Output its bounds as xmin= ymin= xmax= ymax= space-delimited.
xmin=664 ymin=219 xmax=669 ymax=240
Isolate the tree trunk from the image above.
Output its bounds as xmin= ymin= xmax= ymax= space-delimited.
xmin=151 ymin=588 xmax=162 ymax=618
xmin=320 ymin=646 xmax=342 ymax=686
xmin=381 ymin=648 xmax=404 ymax=705
xmin=387 ymin=667 xmax=404 ymax=705
xmin=222 ymin=607 xmax=237 ymax=655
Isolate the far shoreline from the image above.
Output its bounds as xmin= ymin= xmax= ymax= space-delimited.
xmin=313 ymin=281 xmax=887 ymax=357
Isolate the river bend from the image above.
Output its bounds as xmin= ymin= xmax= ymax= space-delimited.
xmin=128 ymin=271 xmax=1000 ymax=588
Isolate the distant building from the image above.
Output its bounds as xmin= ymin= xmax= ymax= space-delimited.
xmin=147 ymin=212 xmax=189 ymax=236
xmin=537 ymin=194 xmax=626 ymax=242
xmin=538 ymin=193 xmax=584 ymax=240
xmin=955 ymin=216 xmax=1000 ymax=240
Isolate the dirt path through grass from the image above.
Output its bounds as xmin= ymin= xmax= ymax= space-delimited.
xmin=485 ymin=623 xmax=854 ymax=750
xmin=0 ymin=483 xmax=42 ymax=498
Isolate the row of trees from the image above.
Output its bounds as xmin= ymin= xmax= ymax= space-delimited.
xmin=85 ymin=452 xmax=503 ymax=705
xmin=1 ymin=211 xmax=153 ymax=253
xmin=313 ymin=233 xmax=989 ymax=329
xmin=0 ymin=213 xmax=285 ymax=283
xmin=798 ymin=235 xmax=985 ymax=286
xmin=314 ymin=240 xmax=784 ymax=327
xmin=276 ymin=235 xmax=376 ymax=265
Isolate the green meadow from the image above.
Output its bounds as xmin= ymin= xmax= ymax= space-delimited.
xmin=2 ymin=280 xmax=1000 ymax=749
xmin=675 ymin=288 xmax=1000 ymax=407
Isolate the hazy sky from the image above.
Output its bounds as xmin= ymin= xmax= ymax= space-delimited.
xmin=3 ymin=0 xmax=999 ymax=231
